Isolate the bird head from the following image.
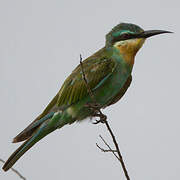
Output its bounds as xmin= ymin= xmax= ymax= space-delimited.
xmin=106 ymin=23 xmax=172 ymax=65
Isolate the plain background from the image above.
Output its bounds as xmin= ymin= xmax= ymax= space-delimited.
xmin=0 ymin=0 xmax=179 ymax=179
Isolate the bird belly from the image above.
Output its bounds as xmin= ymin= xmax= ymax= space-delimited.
xmin=105 ymin=75 xmax=132 ymax=107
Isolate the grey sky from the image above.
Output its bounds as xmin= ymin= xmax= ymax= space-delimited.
xmin=0 ymin=0 xmax=179 ymax=179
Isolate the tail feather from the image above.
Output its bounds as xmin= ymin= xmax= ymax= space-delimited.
xmin=13 ymin=112 xmax=54 ymax=143
xmin=2 ymin=111 xmax=62 ymax=171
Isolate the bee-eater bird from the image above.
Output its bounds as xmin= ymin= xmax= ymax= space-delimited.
xmin=3 ymin=23 xmax=171 ymax=171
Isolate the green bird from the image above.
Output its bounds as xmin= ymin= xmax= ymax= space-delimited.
xmin=2 ymin=23 xmax=171 ymax=171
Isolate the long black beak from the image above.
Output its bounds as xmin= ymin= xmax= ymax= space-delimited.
xmin=111 ymin=30 xmax=172 ymax=43
xmin=138 ymin=30 xmax=173 ymax=38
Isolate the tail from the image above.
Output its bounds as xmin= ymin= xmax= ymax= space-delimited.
xmin=2 ymin=111 xmax=62 ymax=171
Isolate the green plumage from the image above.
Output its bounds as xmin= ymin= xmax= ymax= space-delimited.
xmin=3 ymin=23 xmax=170 ymax=171
xmin=57 ymin=47 xmax=116 ymax=108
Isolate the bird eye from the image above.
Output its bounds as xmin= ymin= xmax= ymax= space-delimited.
xmin=112 ymin=33 xmax=130 ymax=43
xmin=121 ymin=33 xmax=129 ymax=39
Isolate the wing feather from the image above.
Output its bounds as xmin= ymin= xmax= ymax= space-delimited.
xmin=57 ymin=50 xmax=116 ymax=108
xmin=13 ymin=48 xmax=116 ymax=142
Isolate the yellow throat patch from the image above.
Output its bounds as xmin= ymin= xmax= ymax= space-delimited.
xmin=114 ymin=38 xmax=145 ymax=65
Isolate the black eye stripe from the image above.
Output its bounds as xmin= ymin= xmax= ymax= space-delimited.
xmin=112 ymin=34 xmax=130 ymax=43
xmin=112 ymin=33 xmax=142 ymax=44
xmin=121 ymin=33 xmax=130 ymax=38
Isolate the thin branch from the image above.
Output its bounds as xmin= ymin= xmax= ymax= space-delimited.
xmin=0 ymin=158 xmax=26 ymax=180
xmin=96 ymin=136 xmax=119 ymax=161
xmin=96 ymin=142 xmax=118 ymax=153
xmin=80 ymin=54 xmax=106 ymax=121
xmin=103 ymin=119 xmax=130 ymax=180
xmin=80 ymin=55 xmax=130 ymax=180
xmin=80 ymin=54 xmax=95 ymax=101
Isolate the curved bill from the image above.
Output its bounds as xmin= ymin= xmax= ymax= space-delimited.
xmin=138 ymin=30 xmax=173 ymax=38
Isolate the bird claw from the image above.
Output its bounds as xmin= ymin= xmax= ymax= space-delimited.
xmin=85 ymin=102 xmax=106 ymax=124
xmin=92 ymin=114 xmax=107 ymax=124
xmin=93 ymin=119 xmax=104 ymax=124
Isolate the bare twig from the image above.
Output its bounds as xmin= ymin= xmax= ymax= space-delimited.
xmin=80 ymin=54 xmax=107 ymax=123
xmin=0 ymin=158 xmax=26 ymax=180
xmin=80 ymin=55 xmax=130 ymax=180
xmin=103 ymin=120 xmax=130 ymax=180
xmin=80 ymin=54 xmax=95 ymax=101
xmin=96 ymin=136 xmax=119 ymax=161
xmin=96 ymin=142 xmax=118 ymax=153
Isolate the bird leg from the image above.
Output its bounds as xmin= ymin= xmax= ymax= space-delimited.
xmin=92 ymin=113 xmax=107 ymax=124
xmin=85 ymin=102 xmax=107 ymax=124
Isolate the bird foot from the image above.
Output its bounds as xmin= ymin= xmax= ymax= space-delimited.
xmin=85 ymin=102 xmax=106 ymax=124
xmin=92 ymin=113 xmax=107 ymax=124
